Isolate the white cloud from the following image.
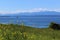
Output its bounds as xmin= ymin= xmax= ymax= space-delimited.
xmin=0 ymin=8 xmax=60 ymax=15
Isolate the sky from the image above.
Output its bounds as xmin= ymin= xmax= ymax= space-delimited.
xmin=0 ymin=0 xmax=60 ymax=14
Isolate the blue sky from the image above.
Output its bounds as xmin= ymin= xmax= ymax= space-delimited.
xmin=0 ymin=0 xmax=60 ymax=13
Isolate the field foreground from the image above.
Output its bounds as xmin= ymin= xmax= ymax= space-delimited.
xmin=0 ymin=24 xmax=60 ymax=40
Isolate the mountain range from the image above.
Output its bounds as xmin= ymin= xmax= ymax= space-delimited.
xmin=0 ymin=11 xmax=60 ymax=16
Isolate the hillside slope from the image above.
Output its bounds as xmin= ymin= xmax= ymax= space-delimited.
xmin=0 ymin=24 xmax=60 ymax=40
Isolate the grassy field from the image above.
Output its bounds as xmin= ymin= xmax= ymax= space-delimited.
xmin=0 ymin=24 xmax=60 ymax=40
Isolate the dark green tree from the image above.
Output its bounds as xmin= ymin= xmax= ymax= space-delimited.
xmin=49 ymin=22 xmax=60 ymax=30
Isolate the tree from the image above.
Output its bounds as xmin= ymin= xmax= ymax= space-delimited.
xmin=49 ymin=22 xmax=60 ymax=30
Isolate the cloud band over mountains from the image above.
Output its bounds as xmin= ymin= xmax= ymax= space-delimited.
xmin=0 ymin=8 xmax=60 ymax=14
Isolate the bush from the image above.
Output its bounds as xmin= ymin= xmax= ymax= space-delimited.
xmin=49 ymin=22 xmax=60 ymax=30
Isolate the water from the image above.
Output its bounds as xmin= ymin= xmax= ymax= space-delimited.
xmin=0 ymin=15 xmax=60 ymax=28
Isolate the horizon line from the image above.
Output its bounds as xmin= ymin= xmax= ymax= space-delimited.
xmin=0 ymin=8 xmax=60 ymax=15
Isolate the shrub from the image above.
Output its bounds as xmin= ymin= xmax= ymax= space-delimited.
xmin=49 ymin=22 xmax=60 ymax=30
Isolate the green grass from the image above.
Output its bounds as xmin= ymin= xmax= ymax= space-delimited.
xmin=0 ymin=24 xmax=60 ymax=40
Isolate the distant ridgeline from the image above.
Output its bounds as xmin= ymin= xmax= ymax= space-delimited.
xmin=49 ymin=22 xmax=60 ymax=30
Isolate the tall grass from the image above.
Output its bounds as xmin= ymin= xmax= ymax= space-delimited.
xmin=0 ymin=24 xmax=60 ymax=40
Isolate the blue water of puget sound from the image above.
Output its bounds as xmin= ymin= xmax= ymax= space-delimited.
xmin=0 ymin=15 xmax=60 ymax=28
